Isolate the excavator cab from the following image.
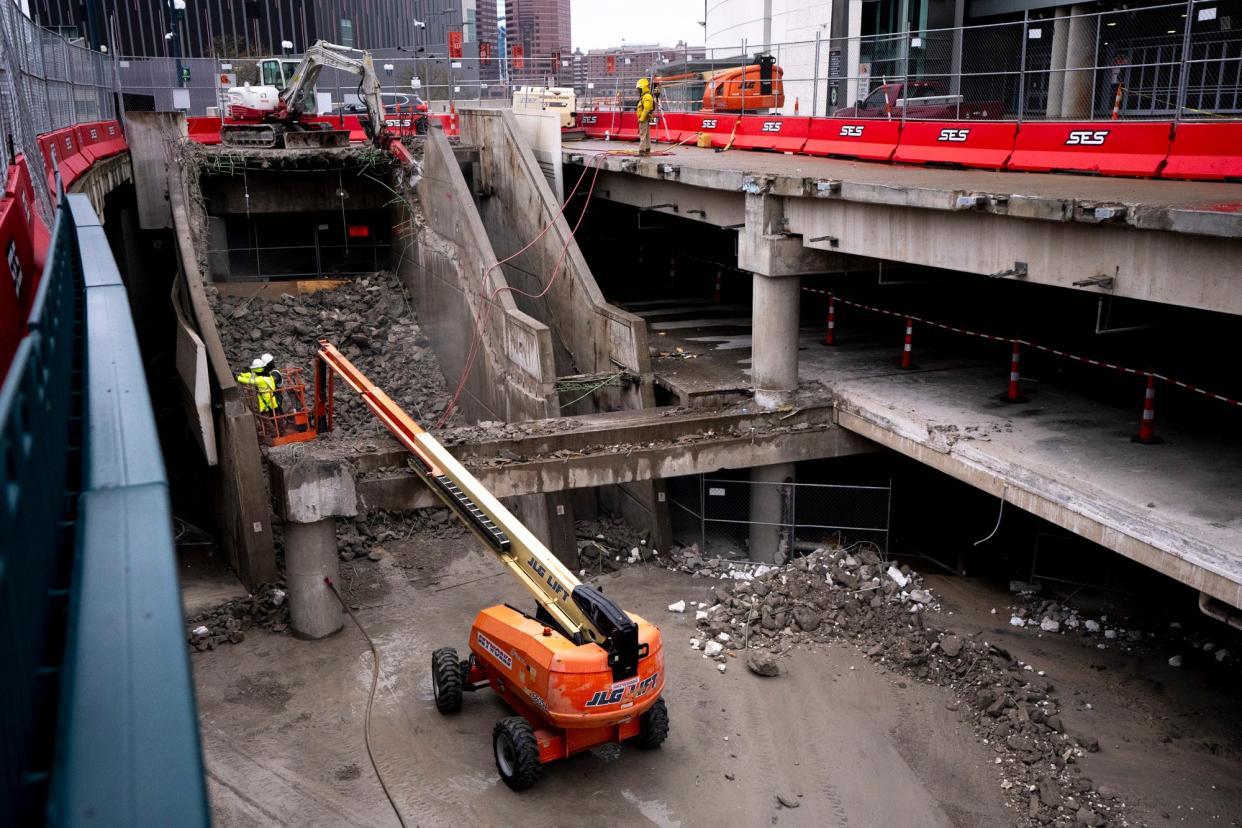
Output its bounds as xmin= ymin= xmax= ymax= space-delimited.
xmin=258 ymin=58 xmax=305 ymax=92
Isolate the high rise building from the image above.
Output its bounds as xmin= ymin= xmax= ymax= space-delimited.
xmin=504 ymin=0 xmax=571 ymax=85
xmin=476 ymin=0 xmax=501 ymax=94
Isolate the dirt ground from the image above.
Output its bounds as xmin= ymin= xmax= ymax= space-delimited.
xmin=193 ymin=535 xmax=1242 ymax=827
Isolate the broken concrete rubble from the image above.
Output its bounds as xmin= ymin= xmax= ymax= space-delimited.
xmin=662 ymin=544 xmax=1128 ymax=827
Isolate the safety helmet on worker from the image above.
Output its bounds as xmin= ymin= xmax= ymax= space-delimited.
xmin=261 ymin=353 xmax=275 ymax=368
xmin=250 ymin=357 xmax=265 ymax=370
xmin=636 ymin=77 xmax=649 ymax=91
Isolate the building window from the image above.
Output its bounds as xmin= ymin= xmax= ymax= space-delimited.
xmin=340 ymin=18 xmax=354 ymax=47
xmin=465 ymin=10 xmax=476 ymax=42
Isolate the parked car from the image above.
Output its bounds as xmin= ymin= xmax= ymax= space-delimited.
xmin=833 ymin=80 xmax=1003 ymax=120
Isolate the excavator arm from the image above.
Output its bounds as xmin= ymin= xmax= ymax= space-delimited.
xmin=314 ymin=342 xmax=639 ymax=672
xmin=281 ymin=41 xmax=386 ymax=137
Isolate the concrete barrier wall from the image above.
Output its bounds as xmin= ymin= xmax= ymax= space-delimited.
xmin=143 ymin=110 xmax=277 ymax=588
xmin=458 ymin=109 xmax=670 ymax=551
xmin=405 ymin=126 xmax=558 ymax=423
xmin=458 ymin=108 xmax=654 ymax=415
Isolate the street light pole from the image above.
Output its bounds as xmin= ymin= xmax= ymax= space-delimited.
xmin=170 ymin=0 xmax=186 ymax=88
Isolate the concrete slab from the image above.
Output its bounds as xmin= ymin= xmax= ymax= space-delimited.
xmin=566 ymin=139 xmax=1242 ymax=239
xmin=642 ymin=307 xmax=1242 ymax=610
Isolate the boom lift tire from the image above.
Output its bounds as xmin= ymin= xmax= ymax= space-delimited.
xmin=431 ymin=647 xmax=464 ymax=714
xmin=635 ymin=696 xmax=669 ymax=749
xmin=493 ymin=716 xmax=542 ymax=791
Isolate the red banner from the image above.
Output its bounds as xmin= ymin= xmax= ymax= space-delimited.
xmin=448 ymin=30 xmax=462 ymax=59
xmin=606 ymin=54 xmax=616 ymax=75
xmin=480 ymin=41 xmax=492 ymax=64
xmin=512 ymin=44 xmax=524 ymax=69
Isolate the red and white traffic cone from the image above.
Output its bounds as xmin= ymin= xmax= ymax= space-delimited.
xmin=1111 ymin=84 xmax=1124 ymax=121
xmin=824 ymin=294 xmax=836 ymax=346
xmin=1001 ymin=341 xmax=1028 ymax=403
xmin=900 ymin=317 xmax=914 ymax=369
xmin=714 ymin=269 xmax=722 ymax=303
xmin=1132 ymin=374 xmax=1163 ymax=444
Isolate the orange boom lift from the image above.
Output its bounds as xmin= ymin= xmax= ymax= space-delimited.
xmin=312 ymin=341 xmax=668 ymax=789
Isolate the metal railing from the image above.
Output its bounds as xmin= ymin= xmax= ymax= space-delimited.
xmin=115 ymin=1 xmax=1239 ymax=123
xmin=669 ymin=474 xmax=891 ymax=560
xmin=0 ymin=193 xmax=209 ymax=823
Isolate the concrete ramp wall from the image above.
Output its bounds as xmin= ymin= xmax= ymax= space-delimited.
xmin=459 ymin=109 xmax=670 ymax=551
xmin=403 ymin=127 xmax=558 ymax=424
xmin=459 ymin=108 xmax=654 ymax=415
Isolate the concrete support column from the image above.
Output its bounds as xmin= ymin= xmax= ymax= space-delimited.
xmin=1046 ymin=6 xmax=1071 ymax=118
xmin=513 ymin=491 xmax=577 ymax=568
xmin=285 ymin=518 xmax=343 ymax=639
xmin=752 ymin=272 xmax=801 ymax=409
xmin=1062 ymin=5 xmax=1098 ymax=119
xmin=749 ymin=462 xmax=795 ymax=563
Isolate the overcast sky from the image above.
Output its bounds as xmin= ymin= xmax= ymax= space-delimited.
xmin=569 ymin=0 xmax=705 ymax=51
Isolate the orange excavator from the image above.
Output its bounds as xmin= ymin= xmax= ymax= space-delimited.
xmin=312 ymin=341 xmax=668 ymax=790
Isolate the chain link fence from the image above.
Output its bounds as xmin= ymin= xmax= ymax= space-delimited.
xmin=669 ymin=474 xmax=891 ymax=561
xmin=0 ymin=5 xmax=119 ymax=224
xmin=125 ymin=2 xmax=1238 ymax=123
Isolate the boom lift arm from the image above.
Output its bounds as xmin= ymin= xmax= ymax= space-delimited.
xmin=314 ymin=342 xmax=641 ymax=676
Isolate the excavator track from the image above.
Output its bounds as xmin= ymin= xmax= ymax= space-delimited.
xmin=220 ymin=124 xmax=280 ymax=148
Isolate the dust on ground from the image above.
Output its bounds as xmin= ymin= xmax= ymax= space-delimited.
xmin=190 ymin=513 xmax=1242 ymax=827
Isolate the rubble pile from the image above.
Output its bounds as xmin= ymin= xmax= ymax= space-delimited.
xmin=1004 ymin=584 xmax=1236 ymax=671
xmin=335 ymin=507 xmax=466 ymax=562
xmin=207 ymin=273 xmax=454 ymax=436
xmin=186 ymin=583 xmax=290 ymax=651
xmin=676 ymin=547 xmax=1127 ymax=827
xmin=575 ymin=516 xmax=659 ymax=574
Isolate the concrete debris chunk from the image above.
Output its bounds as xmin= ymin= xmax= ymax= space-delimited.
xmin=667 ymin=600 xmax=686 ymax=613
xmin=909 ymin=589 xmax=932 ymax=604
xmin=1009 ymin=616 xmax=1027 ymax=627
xmin=746 ymin=650 xmax=781 ymax=677
xmin=939 ymin=635 xmax=963 ymax=657
xmin=1167 ymin=654 xmax=1183 ymax=667
xmin=775 ymin=792 xmax=801 ymax=809
xmin=703 ymin=640 xmax=724 ymax=657
xmin=1039 ymin=617 xmax=1060 ymax=633
xmin=887 ymin=566 xmax=909 ymax=588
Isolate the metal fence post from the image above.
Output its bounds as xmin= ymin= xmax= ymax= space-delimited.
xmin=900 ymin=21 xmax=910 ymax=123
xmin=1090 ymin=9 xmax=1100 ymax=118
xmin=1175 ymin=0 xmax=1196 ymax=121
xmin=1017 ymin=11 xmax=1029 ymax=123
xmin=812 ymin=30 xmax=821 ymax=117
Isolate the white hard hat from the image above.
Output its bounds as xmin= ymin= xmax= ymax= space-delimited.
xmin=261 ymin=353 xmax=275 ymax=366
xmin=250 ymin=357 xmax=265 ymax=370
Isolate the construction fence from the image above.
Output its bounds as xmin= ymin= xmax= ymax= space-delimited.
xmin=0 ymin=4 xmax=120 ymax=222
xmin=668 ymin=474 xmax=891 ymax=561
xmin=119 ymin=0 xmax=1240 ymax=122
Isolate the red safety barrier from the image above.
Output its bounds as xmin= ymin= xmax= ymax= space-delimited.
xmin=1006 ymin=121 xmax=1172 ymax=177
xmin=652 ymin=112 xmax=685 ymax=144
xmin=802 ymin=118 xmax=901 ymax=161
xmin=73 ymin=122 xmax=105 ymax=164
xmin=0 ymin=199 xmax=24 ymax=374
xmin=673 ymin=112 xmax=740 ymax=148
xmin=576 ymin=110 xmax=619 ymax=139
xmin=728 ymin=115 xmax=811 ymax=153
xmin=893 ymin=120 xmax=1017 ymax=168
xmin=1161 ymin=122 xmax=1242 ymax=181
xmin=6 ymin=156 xmax=48 ymax=269
xmin=94 ymin=121 xmax=128 ymax=158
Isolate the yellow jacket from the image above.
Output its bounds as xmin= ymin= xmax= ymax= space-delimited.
xmin=636 ymin=89 xmax=654 ymax=123
xmin=237 ymin=371 xmax=277 ymax=413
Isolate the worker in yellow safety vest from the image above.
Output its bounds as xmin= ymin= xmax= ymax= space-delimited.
xmin=635 ymin=77 xmax=654 ymax=156
xmin=236 ymin=356 xmax=278 ymax=414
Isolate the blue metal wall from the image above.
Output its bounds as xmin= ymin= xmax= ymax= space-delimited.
xmin=0 ymin=194 xmax=208 ymax=826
